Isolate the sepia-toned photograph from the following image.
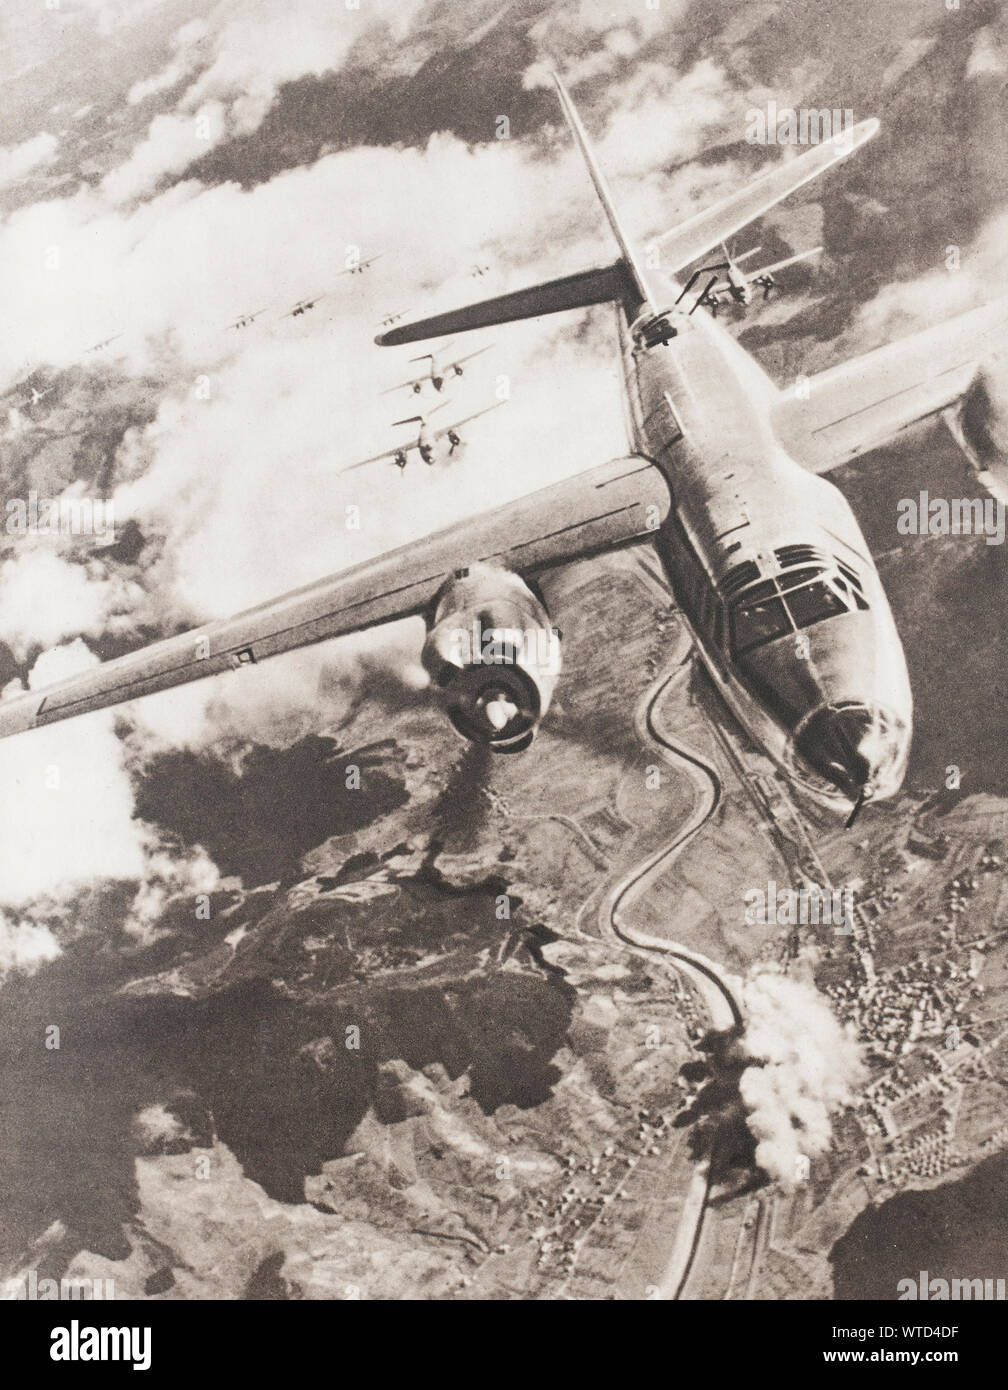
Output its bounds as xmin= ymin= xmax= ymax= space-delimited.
xmin=0 ymin=0 xmax=1005 ymax=1349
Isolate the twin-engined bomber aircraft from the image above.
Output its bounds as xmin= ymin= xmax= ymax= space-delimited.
xmin=384 ymin=341 xmax=494 ymax=395
xmin=281 ymin=254 xmax=384 ymax=319
xmin=3 ymin=76 xmax=1006 ymax=814
xmin=227 ymin=307 xmax=268 ymax=331
xmin=346 ymin=399 xmax=505 ymax=472
xmin=677 ymin=241 xmax=824 ymax=315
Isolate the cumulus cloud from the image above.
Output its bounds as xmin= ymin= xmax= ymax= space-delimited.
xmin=0 ymin=549 xmax=141 ymax=662
xmin=0 ymin=635 xmax=223 ymax=943
xmin=127 ymin=19 xmax=210 ymax=105
xmin=0 ymin=697 xmax=146 ymax=905
xmin=524 ymin=0 xmax=686 ymax=89
xmin=104 ymin=0 xmax=425 ymax=201
xmin=101 ymin=100 xmax=227 ymax=204
xmin=75 ymin=0 xmax=172 ymax=36
xmin=0 ymin=132 xmax=59 ymax=189
xmin=0 ymin=915 xmax=61 ymax=982
xmin=736 ymin=970 xmax=865 ymax=1186
xmin=830 ymin=208 xmax=1008 ymax=361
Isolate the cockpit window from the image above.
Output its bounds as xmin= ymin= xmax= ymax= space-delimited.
xmin=785 ymin=579 xmax=849 ymax=628
xmin=728 ymin=556 xmax=871 ymax=657
xmin=731 ymin=594 xmax=791 ymax=653
xmin=778 ymin=566 xmax=822 ymax=594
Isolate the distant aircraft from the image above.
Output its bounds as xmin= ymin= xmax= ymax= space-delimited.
xmin=84 ymin=333 xmax=123 ymax=354
xmin=384 ymin=341 xmax=494 ymax=395
xmin=282 ymin=293 xmax=325 ymax=319
xmin=471 ymin=263 xmax=491 ymax=278
xmin=345 ymin=252 xmax=382 ymax=276
xmin=676 ymin=241 xmax=824 ymax=316
xmin=380 ymin=310 xmax=408 ymax=328
xmin=281 ymin=254 xmax=383 ymax=319
xmin=7 ymin=377 xmax=56 ymax=409
xmin=346 ymin=399 xmax=505 ymax=471
xmin=23 ymin=384 xmax=55 ymax=407
xmin=226 ymin=308 xmax=268 ymax=331
xmin=3 ymin=77 xmax=1006 ymax=799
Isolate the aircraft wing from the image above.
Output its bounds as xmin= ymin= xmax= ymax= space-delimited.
xmin=340 ymin=442 xmax=411 ymax=471
xmin=381 ymin=376 xmax=425 ymax=396
xmin=772 ymin=295 xmax=1008 ymax=473
xmin=340 ymin=254 xmax=383 ymax=276
xmin=453 ymin=344 xmax=494 ymax=367
xmin=0 ymin=455 xmax=670 ymax=741
xmin=432 ymin=399 xmax=506 ymax=438
xmin=226 ymin=309 xmax=266 ymax=329
xmin=748 ymin=246 xmax=823 ymax=281
xmin=653 ymin=122 xmax=877 ymax=277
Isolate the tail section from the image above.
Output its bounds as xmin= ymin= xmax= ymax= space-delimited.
xmin=549 ymin=72 xmax=656 ymax=309
xmin=653 ymin=121 xmax=878 ymax=275
xmin=392 ymin=399 xmax=450 ymax=428
xmin=375 ymin=74 xmax=647 ymax=350
xmin=375 ymin=78 xmax=878 ymax=351
xmin=376 ymin=263 xmax=632 ymax=347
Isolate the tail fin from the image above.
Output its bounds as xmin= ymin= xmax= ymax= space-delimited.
xmin=376 ymin=82 xmax=877 ymax=353
xmin=392 ymin=399 xmax=450 ymax=427
xmin=549 ymin=72 xmax=655 ymax=308
xmin=375 ymin=76 xmax=649 ymax=351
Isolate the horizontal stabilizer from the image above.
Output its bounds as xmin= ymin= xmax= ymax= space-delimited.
xmin=375 ymin=262 xmax=633 ymax=347
xmin=654 ymin=120 xmax=878 ymax=276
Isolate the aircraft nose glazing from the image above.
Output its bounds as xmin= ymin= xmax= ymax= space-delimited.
xmin=794 ymin=702 xmax=905 ymax=801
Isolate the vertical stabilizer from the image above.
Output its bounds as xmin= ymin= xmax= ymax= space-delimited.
xmin=550 ymin=72 xmax=655 ymax=309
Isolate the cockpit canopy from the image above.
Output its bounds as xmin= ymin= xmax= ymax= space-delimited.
xmin=724 ymin=546 xmax=868 ymax=657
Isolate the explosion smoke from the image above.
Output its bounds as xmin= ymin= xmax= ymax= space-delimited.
xmin=736 ymin=970 xmax=865 ymax=1186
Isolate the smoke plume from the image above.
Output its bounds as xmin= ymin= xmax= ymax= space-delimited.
xmin=736 ymin=969 xmax=865 ymax=1186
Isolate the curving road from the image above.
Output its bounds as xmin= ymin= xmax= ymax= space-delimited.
xmin=580 ymin=557 xmax=746 ymax=1298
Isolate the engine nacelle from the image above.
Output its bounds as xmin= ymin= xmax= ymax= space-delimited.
xmin=422 ymin=564 xmax=561 ymax=753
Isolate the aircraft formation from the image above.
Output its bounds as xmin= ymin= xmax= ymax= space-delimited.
xmin=227 ymin=252 xmax=384 ymax=329
xmin=4 ymin=206 xmax=820 ymax=472
xmin=4 ymin=74 xmax=1000 ymax=830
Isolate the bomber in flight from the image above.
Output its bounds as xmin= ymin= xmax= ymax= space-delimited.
xmin=84 ymin=333 xmax=123 ymax=354
xmin=383 ymin=340 xmax=494 ymax=395
xmin=226 ymin=307 xmax=268 ymax=331
xmin=346 ymin=399 xmax=505 ymax=472
xmin=282 ymin=253 xmax=384 ymax=319
xmin=676 ymin=241 xmax=824 ymax=315
xmin=281 ymin=292 xmax=327 ymax=320
xmin=2 ymin=76 xmax=1005 ymax=822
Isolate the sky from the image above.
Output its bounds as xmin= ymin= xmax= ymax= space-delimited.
xmin=0 ymin=0 xmax=1005 ymax=966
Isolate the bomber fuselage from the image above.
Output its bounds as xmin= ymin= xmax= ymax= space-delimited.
xmin=619 ymin=288 xmax=912 ymax=811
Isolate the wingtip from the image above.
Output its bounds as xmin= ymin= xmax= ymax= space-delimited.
xmin=854 ymin=116 xmax=881 ymax=143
